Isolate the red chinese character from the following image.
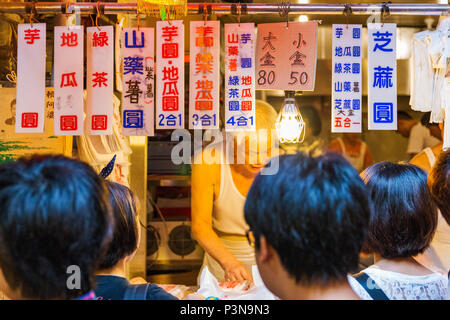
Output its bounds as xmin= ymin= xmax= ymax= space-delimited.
xmin=241 ymin=101 xmax=252 ymax=111
xmin=241 ymin=88 xmax=252 ymax=98
xmin=92 ymin=32 xmax=108 ymax=47
xmin=162 ymin=26 xmax=178 ymax=42
xmin=92 ymin=115 xmax=107 ymax=130
xmin=60 ymin=115 xmax=77 ymax=131
xmin=241 ymin=76 xmax=252 ymax=86
xmin=334 ymin=117 xmax=342 ymax=127
xmin=24 ymin=29 xmax=40 ymax=45
xmin=163 ymin=81 xmax=179 ymax=96
xmin=227 ymin=34 xmax=239 ymax=44
xmin=195 ymin=101 xmax=213 ymax=110
xmin=162 ymin=66 xmax=179 ymax=81
xmin=228 ymin=59 xmax=237 ymax=72
xmin=195 ymin=37 xmax=214 ymax=47
xmin=195 ymin=53 xmax=213 ymax=74
xmin=92 ymin=72 xmax=108 ymax=87
xmin=162 ymin=43 xmax=178 ymax=59
xmin=162 ymin=96 xmax=179 ymax=111
xmin=344 ymin=117 xmax=352 ymax=128
xmin=21 ymin=112 xmax=38 ymax=128
xmin=196 ymin=80 xmax=213 ymax=90
xmin=228 ymin=46 xmax=239 ymax=56
xmin=195 ymin=90 xmax=213 ymax=100
xmin=61 ymin=32 xmax=78 ymax=47
xmin=196 ymin=26 xmax=213 ymax=36
xmin=60 ymin=72 xmax=78 ymax=88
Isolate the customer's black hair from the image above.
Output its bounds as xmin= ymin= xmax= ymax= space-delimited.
xmin=361 ymin=162 xmax=438 ymax=258
xmin=397 ymin=111 xmax=413 ymax=121
xmin=420 ymin=112 xmax=439 ymax=128
xmin=98 ymin=181 xmax=139 ymax=270
xmin=430 ymin=151 xmax=450 ymax=225
xmin=0 ymin=154 xmax=113 ymax=299
xmin=244 ymin=152 xmax=371 ymax=285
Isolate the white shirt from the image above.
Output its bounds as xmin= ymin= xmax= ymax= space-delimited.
xmin=407 ymin=123 xmax=440 ymax=155
xmin=348 ymin=266 xmax=448 ymax=300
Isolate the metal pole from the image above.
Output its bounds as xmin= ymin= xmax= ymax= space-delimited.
xmin=0 ymin=2 xmax=448 ymax=16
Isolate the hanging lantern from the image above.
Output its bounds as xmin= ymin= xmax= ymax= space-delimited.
xmin=275 ymin=91 xmax=306 ymax=144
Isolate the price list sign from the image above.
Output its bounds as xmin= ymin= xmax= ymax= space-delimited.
xmin=156 ymin=20 xmax=185 ymax=129
xmin=224 ymin=23 xmax=256 ymax=132
xmin=16 ymin=23 xmax=46 ymax=133
xmin=54 ymin=26 xmax=84 ymax=135
xmin=368 ymin=23 xmax=397 ymax=130
xmin=255 ymin=21 xmax=318 ymax=91
xmin=121 ymin=27 xmax=155 ymax=136
xmin=189 ymin=21 xmax=220 ymax=130
xmin=86 ymin=26 xmax=114 ymax=135
xmin=331 ymin=24 xmax=362 ymax=133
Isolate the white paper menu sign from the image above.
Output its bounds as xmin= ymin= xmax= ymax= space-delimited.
xmin=121 ymin=27 xmax=155 ymax=136
xmin=368 ymin=23 xmax=397 ymax=130
xmin=189 ymin=21 xmax=220 ymax=130
xmin=156 ymin=20 xmax=185 ymax=129
xmin=331 ymin=24 xmax=362 ymax=133
xmin=53 ymin=26 xmax=84 ymax=135
xmin=224 ymin=23 xmax=256 ymax=132
xmin=16 ymin=23 xmax=46 ymax=133
xmin=86 ymin=26 xmax=114 ymax=135
xmin=255 ymin=21 xmax=318 ymax=91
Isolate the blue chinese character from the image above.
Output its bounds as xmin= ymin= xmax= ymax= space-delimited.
xmin=334 ymin=99 xmax=342 ymax=109
xmin=373 ymin=102 xmax=393 ymax=123
xmin=241 ymin=58 xmax=252 ymax=69
xmin=353 ymin=28 xmax=361 ymax=39
xmin=335 ymin=46 xmax=343 ymax=57
xmin=335 ymin=27 xmax=344 ymax=39
xmin=343 ymin=63 xmax=351 ymax=73
xmin=124 ymin=56 xmax=144 ymax=75
xmin=352 ymin=63 xmax=360 ymax=74
xmin=344 ymin=81 xmax=351 ymax=92
xmin=236 ymin=116 xmax=248 ymax=127
xmin=166 ymin=114 xmax=177 ymax=126
xmin=343 ymin=99 xmax=351 ymax=109
xmin=240 ymin=33 xmax=252 ymax=44
xmin=353 ymin=46 xmax=361 ymax=57
xmin=200 ymin=114 xmax=212 ymax=126
xmin=228 ymin=76 xmax=239 ymax=86
xmin=229 ymin=101 xmax=239 ymax=111
xmin=123 ymin=110 xmax=143 ymax=128
xmin=228 ymin=88 xmax=239 ymax=99
xmin=343 ymin=47 xmax=352 ymax=56
xmin=352 ymin=99 xmax=360 ymax=110
xmin=334 ymin=63 xmax=342 ymax=74
xmin=334 ymin=82 xmax=343 ymax=92
xmin=372 ymin=31 xmax=393 ymax=52
xmin=124 ymin=30 xmax=145 ymax=48
xmin=373 ymin=66 xmax=394 ymax=88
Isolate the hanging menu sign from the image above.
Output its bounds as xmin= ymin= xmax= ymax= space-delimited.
xmin=331 ymin=24 xmax=362 ymax=133
xmin=121 ymin=27 xmax=154 ymax=136
xmin=255 ymin=21 xmax=318 ymax=91
xmin=54 ymin=26 xmax=84 ymax=135
xmin=86 ymin=26 xmax=114 ymax=135
xmin=224 ymin=23 xmax=256 ymax=132
xmin=16 ymin=23 xmax=46 ymax=133
xmin=368 ymin=23 xmax=397 ymax=130
xmin=189 ymin=21 xmax=220 ymax=130
xmin=156 ymin=20 xmax=184 ymax=129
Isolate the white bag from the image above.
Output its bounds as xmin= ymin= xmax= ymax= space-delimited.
xmin=196 ymin=265 xmax=278 ymax=300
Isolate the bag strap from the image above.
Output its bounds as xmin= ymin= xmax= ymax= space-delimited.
xmin=123 ymin=283 xmax=151 ymax=300
xmin=353 ymin=272 xmax=390 ymax=300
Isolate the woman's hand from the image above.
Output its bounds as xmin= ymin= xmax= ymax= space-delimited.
xmin=223 ymin=258 xmax=253 ymax=283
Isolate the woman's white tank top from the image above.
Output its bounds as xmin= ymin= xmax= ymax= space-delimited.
xmin=212 ymin=161 xmax=248 ymax=236
xmin=337 ymin=137 xmax=367 ymax=173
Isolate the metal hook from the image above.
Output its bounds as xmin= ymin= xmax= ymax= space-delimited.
xmin=137 ymin=6 xmax=140 ymax=31
xmin=166 ymin=5 xmax=172 ymax=26
xmin=381 ymin=1 xmax=391 ymax=28
xmin=29 ymin=1 xmax=36 ymax=27
xmin=95 ymin=1 xmax=101 ymax=31
xmin=343 ymin=4 xmax=352 ymax=29
xmin=237 ymin=3 xmax=241 ymax=27
xmin=66 ymin=1 xmax=71 ymax=29
xmin=278 ymin=1 xmax=291 ymax=29
xmin=203 ymin=3 xmax=208 ymax=26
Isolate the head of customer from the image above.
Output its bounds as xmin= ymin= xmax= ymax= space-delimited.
xmin=0 ymin=155 xmax=113 ymax=300
xmin=244 ymin=152 xmax=371 ymax=299
xmin=429 ymin=150 xmax=450 ymax=225
xmin=97 ymin=181 xmax=140 ymax=272
xmin=361 ymin=162 xmax=438 ymax=259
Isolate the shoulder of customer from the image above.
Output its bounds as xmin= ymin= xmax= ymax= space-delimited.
xmin=145 ymin=284 xmax=179 ymax=300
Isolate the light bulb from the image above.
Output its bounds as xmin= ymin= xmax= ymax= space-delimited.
xmin=275 ymin=91 xmax=306 ymax=144
xmin=298 ymin=15 xmax=308 ymax=22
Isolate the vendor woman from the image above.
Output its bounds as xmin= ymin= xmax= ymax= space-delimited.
xmin=191 ymin=100 xmax=279 ymax=283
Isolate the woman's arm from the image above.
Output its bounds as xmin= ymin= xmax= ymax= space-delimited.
xmin=191 ymin=157 xmax=253 ymax=282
